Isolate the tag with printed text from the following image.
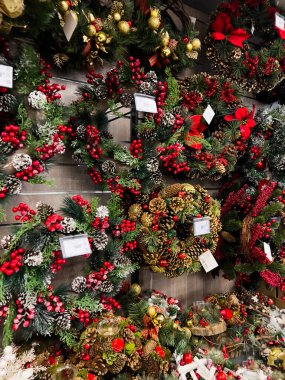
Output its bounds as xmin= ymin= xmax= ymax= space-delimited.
xmin=193 ymin=217 xmax=210 ymax=236
xmin=59 ymin=234 xmax=92 ymax=258
xmin=134 ymin=93 xmax=158 ymax=113
xmin=0 ymin=65 xmax=13 ymax=88
xmin=199 ymin=250 xmax=219 ymax=273
xmin=275 ymin=12 xmax=285 ymax=30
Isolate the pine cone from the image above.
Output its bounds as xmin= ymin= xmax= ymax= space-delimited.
xmin=36 ymin=201 xmax=54 ymax=221
xmin=169 ymin=197 xmax=185 ymax=213
xmin=120 ymin=93 xmax=133 ymax=107
xmin=141 ymin=355 xmax=160 ymax=378
xmin=76 ymin=125 xmax=86 ymax=139
xmin=150 ymin=171 xmax=163 ymax=186
xmin=89 ymin=356 xmax=108 ymax=376
xmin=231 ymin=47 xmax=242 ymax=60
xmin=128 ymin=203 xmax=142 ymax=221
xmin=61 ymin=217 xmax=77 ymax=233
xmin=72 ymin=276 xmax=87 ymax=293
xmin=4 ymin=175 xmax=22 ymax=195
xmin=146 ymin=157 xmax=159 ymax=173
xmin=23 ymin=250 xmax=44 ymax=266
xmin=0 ymin=234 xmax=13 ymax=249
xmin=99 ymin=130 xmax=113 ymax=140
xmin=28 ymin=90 xmax=47 ymax=109
xmin=114 ymin=255 xmax=132 ymax=267
xmin=101 ymin=160 xmax=116 ymax=175
xmin=159 ymin=213 xmax=175 ymax=230
xmin=138 ymin=128 xmax=156 ymax=140
xmin=109 ymin=353 xmax=127 ymax=374
xmin=100 ymin=279 xmax=114 ymax=293
xmin=93 ymin=231 xmax=108 ymax=250
xmin=159 ymin=183 xmax=184 ymax=198
xmin=127 ymin=351 xmax=142 ymax=371
xmin=211 ymin=130 xmax=225 ymax=142
xmin=122 ymin=327 xmax=135 ymax=342
xmin=72 ymin=149 xmax=84 ymax=164
xmin=94 ymin=84 xmax=108 ymax=99
xmin=141 ymin=212 xmax=153 ymax=227
xmin=0 ymin=140 xmax=13 ymax=154
xmin=0 ymin=94 xmax=16 ymax=112
xmin=12 ymin=153 xmax=32 ymax=171
xmin=161 ymin=112 xmax=176 ymax=128
xmin=56 ymin=311 xmax=71 ymax=330
xmin=149 ymin=197 xmax=166 ymax=213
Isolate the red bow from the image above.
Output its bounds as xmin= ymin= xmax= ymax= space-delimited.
xmin=185 ymin=115 xmax=207 ymax=150
xmin=224 ymin=107 xmax=256 ymax=140
xmin=211 ymin=12 xmax=250 ymax=48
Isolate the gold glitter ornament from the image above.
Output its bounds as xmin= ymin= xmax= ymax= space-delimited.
xmin=59 ymin=0 xmax=69 ymax=12
xmin=148 ymin=9 xmax=161 ymax=31
xmin=161 ymin=46 xmax=171 ymax=58
xmin=96 ymin=31 xmax=107 ymax=43
xmin=113 ymin=12 xmax=121 ymax=21
xmin=191 ymin=38 xmax=201 ymax=51
xmin=161 ymin=32 xmax=170 ymax=47
xmin=147 ymin=306 xmax=157 ymax=318
xmin=130 ymin=283 xmax=141 ymax=296
xmin=186 ymin=42 xmax=193 ymax=52
xmin=86 ymin=24 xmax=96 ymax=37
xmin=118 ymin=20 xmax=130 ymax=34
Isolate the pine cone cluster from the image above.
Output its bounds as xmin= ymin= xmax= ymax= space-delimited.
xmin=4 ymin=175 xmax=22 ymax=195
xmin=93 ymin=231 xmax=108 ymax=250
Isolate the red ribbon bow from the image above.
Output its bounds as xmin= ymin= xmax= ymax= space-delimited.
xmin=185 ymin=115 xmax=207 ymax=150
xmin=224 ymin=106 xmax=256 ymax=140
xmin=211 ymin=12 xmax=250 ymax=48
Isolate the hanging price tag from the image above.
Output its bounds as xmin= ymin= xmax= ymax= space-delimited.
xmin=59 ymin=234 xmax=91 ymax=258
xmin=275 ymin=12 xmax=285 ymax=30
xmin=199 ymin=250 xmax=219 ymax=273
xmin=0 ymin=65 xmax=13 ymax=88
xmin=203 ymin=104 xmax=215 ymax=124
xmin=193 ymin=217 xmax=210 ymax=236
xmin=263 ymin=242 xmax=273 ymax=262
xmin=63 ymin=11 xmax=78 ymax=41
xmin=134 ymin=93 xmax=158 ymax=113
xmin=189 ymin=16 xmax=196 ymax=26
xmin=251 ymin=24 xmax=255 ymax=34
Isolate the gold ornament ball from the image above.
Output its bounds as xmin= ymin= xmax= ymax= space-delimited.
xmin=59 ymin=1 xmax=69 ymax=12
xmin=186 ymin=320 xmax=193 ymax=328
xmin=161 ymin=35 xmax=170 ymax=47
xmin=113 ymin=12 xmax=121 ymax=22
xmin=97 ymin=31 xmax=107 ymax=43
xmin=147 ymin=305 xmax=157 ymax=318
xmin=150 ymin=8 xmax=160 ymax=18
xmin=191 ymin=38 xmax=201 ymax=51
xmin=161 ymin=46 xmax=171 ymax=58
xmin=118 ymin=20 xmax=130 ymax=34
xmin=156 ymin=313 xmax=165 ymax=324
xmin=130 ymin=283 xmax=141 ymax=296
xmin=186 ymin=42 xmax=193 ymax=52
xmin=148 ymin=16 xmax=161 ymax=31
xmin=88 ymin=12 xmax=95 ymax=22
xmin=86 ymin=24 xmax=97 ymax=37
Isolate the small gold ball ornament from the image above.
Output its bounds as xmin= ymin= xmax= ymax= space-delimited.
xmin=96 ymin=31 xmax=107 ymax=43
xmin=86 ymin=24 xmax=97 ymax=37
xmin=113 ymin=12 xmax=122 ymax=22
xmin=186 ymin=42 xmax=193 ymax=52
xmin=186 ymin=319 xmax=193 ymax=327
xmin=148 ymin=16 xmax=161 ymax=31
xmin=156 ymin=313 xmax=165 ymax=324
xmin=147 ymin=306 xmax=157 ymax=318
xmin=150 ymin=8 xmax=160 ymax=18
xmin=161 ymin=34 xmax=170 ymax=47
xmin=191 ymin=38 xmax=201 ymax=51
xmin=130 ymin=283 xmax=141 ymax=296
xmin=118 ymin=20 xmax=130 ymax=34
xmin=161 ymin=46 xmax=171 ymax=58
xmin=88 ymin=12 xmax=95 ymax=22
xmin=59 ymin=1 xmax=69 ymax=12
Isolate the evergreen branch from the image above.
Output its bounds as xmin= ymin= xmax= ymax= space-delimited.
xmin=2 ymin=304 xmax=15 ymax=347
xmin=234 ymin=262 xmax=267 ymax=274
xmin=60 ymin=197 xmax=86 ymax=223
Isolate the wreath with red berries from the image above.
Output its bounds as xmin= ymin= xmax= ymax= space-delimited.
xmin=206 ymin=0 xmax=285 ymax=92
xmin=0 ymin=45 xmax=67 ymax=218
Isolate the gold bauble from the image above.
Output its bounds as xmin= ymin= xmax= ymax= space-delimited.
xmin=113 ymin=12 xmax=121 ymax=22
xmin=161 ymin=46 xmax=171 ymax=58
xmin=118 ymin=20 xmax=130 ymax=34
xmin=156 ymin=313 xmax=165 ymax=324
xmin=161 ymin=34 xmax=170 ymax=47
xmin=96 ymin=31 xmax=107 ymax=43
xmin=191 ymin=38 xmax=201 ymax=51
xmin=147 ymin=306 xmax=157 ymax=318
xmin=59 ymin=1 xmax=69 ymax=12
xmin=186 ymin=320 xmax=193 ymax=327
xmin=150 ymin=7 xmax=160 ymax=18
xmin=88 ymin=12 xmax=95 ymax=22
xmin=186 ymin=42 xmax=193 ymax=52
xmin=148 ymin=16 xmax=161 ymax=30
xmin=86 ymin=24 xmax=97 ymax=37
xmin=130 ymin=283 xmax=141 ymax=296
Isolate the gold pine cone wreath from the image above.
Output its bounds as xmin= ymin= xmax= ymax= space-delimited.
xmin=129 ymin=184 xmax=221 ymax=277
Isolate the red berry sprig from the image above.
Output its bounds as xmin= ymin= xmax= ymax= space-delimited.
xmin=153 ymin=81 xmax=168 ymax=124
xmin=0 ymin=125 xmax=26 ymax=149
xmin=0 ymin=247 xmax=24 ymax=276
xmin=87 ymin=167 xmax=102 ymax=185
xmin=12 ymin=203 xmax=36 ymax=222
xmin=172 ymin=114 xmax=184 ymax=133
xmin=113 ymin=219 xmax=136 ymax=237
xmin=129 ymin=57 xmax=146 ymax=85
xmin=36 ymin=132 xmax=65 ymax=160
xmin=51 ymin=250 xmax=66 ymax=273
xmin=72 ymin=195 xmax=91 ymax=212
xmin=100 ymin=296 xmax=121 ymax=311
xmin=130 ymin=139 xmax=143 ymax=159
xmin=44 ymin=214 xmax=63 ymax=232
xmin=158 ymin=143 xmax=190 ymax=174
xmin=86 ymin=262 xmax=114 ymax=292
xmin=12 ymin=297 xmax=35 ymax=330
xmin=15 ymin=160 xmax=44 ymax=181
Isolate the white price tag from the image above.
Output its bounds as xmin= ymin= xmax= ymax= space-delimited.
xmin=63 ymin=11 xmax=78 ymax=41
xmin=193 ymin=217 xmax=210 ymax=236
xmin=251 ymin=24 xmax=255 ymax=34
xmin=275 ymin=12 xmax=285 ymax=30
xmin=263 ymin=242 xmax=273 ymax=262
xmin=134 ymin=93 xmax=158 ymax=113
xmin=0 ymin=65 xmax=13 ymax=88
xmin=189 ymin=16 xmax=196 ymax=26
xmin=203 ymin=104 xmax=215 ymax=125
xmin=59 ymin=234 xmax=91 ymax=258
xmin=199 ymin=250 xmax=219 ymax=273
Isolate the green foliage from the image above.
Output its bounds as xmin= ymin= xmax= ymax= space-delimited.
xmin=57 ymin=329 xmax=79 ymax=349
xmin=69 ymin=294 xmax=102 ymax=314
xmin=234 ymin=262 xmax=267 ymax=274
xmin=268 ymin=262 xmax=285 ymax=276
xmin=2 ymin=305 xmax=15 ymax=347
xmin=128 ymin=300 xmax=149 ymax=326
xmin=255 ymin=202 xmax=284 ymax=224
xmin=165 ymin=68 xmax=180 ymax=111
xmin=60 ymin=197 xmax=86 ymax=223
xmin=0 ymin=207 xmax=6 ymax=222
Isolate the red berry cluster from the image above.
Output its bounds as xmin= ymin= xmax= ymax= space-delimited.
xmin=158 ymin=143 xmax=190 ymax=174
xmin=204 ymin=76 xmax=218 ymax=98
xmin=86 ymin=262 xmax=114 ymax=292
xmin=0 ymin=125 xmax=26 ymax=149
xmin=86 ymin=70 xmax=103 ymax=86
xmin=14 ymin=160 xmax=44 ymax=181
xmin=92 ymin=216 xmax=109 ymax=231
xmin=38 ymin=59 xmax=66 ymax=102
xmin=113 ymin=219 xmax=136 ymax=237
xmin=107 ymin=177 xmax=141 ymax=198
xmin=12 ymin=203 xmax=36 ymax=222
xmin=72 ymin=309 xmax=94 ymax=326
xmin=87 ymin=167 xmax=102 ymax=185
xmin=153 ymin=81 xmax=168 ymax=124
xmin=250 ymin=145 xmax=262 ymax=160
xmin=172 ymin=114 xmax=184 ymax=133
xmin=243 ymin=52 xmax=259 ymax=77
xmin=44 ymin=214 xmax=63 ymax=232
xmin=51 ymin=250 xmax=66 ymax=273
xmin=36 ymin=133 xmax=65 ymax=160
xmin=0 ymin=303 xmax=8 ymax=322
xmin=121 ymin=240 xmax=137 ymax=252
xmin=130 ymin=139 xmax=143 ymax=159
xmin=129 ymin=57 xmax=146 ymax=85
xmin=264 ymin=57 xmax=276 ymax=76
xmin=220 ymin=81 xmax=238 ymax=104
xmin=86 ymin=125 xmax=102 ymax=159
xmin=0 ymin=248 xmax=24 ymax=276
xmin=100 ymin=296 xmax=121 ymax=311
xmin=0 ymin=187 xmax=7 ymax=199
xmin=58 ymin=124 xmax=73 ymax=140
xmin=39 ymin=292 xmax=65 ymax=313
xmin=72 ymin=195 xmax=91 ymax=213
xmin=182 ymin=90 xmax=203 ymax=111
xmin=12 ymin=298 xmax=35 ymax=330
xmin=105 ymin=67 xmax=124 ymax=96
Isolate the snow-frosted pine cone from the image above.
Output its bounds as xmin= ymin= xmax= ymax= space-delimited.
xmin=161 ymin=112 xmax=175 ymax=127
xmin=0 ymin=235 xmax=13 ymax=249
xmin=72 ymin=149 xmax=84 ymax=164
xmin=145 ymin=71 xmax=158 ymax=84
xmin=12 ymin=153 xmax=32 ymax=171
xmin=0 ymin=94 xmax=16 ymax=112
xmin=100 ymin=279 xmax=114 ymax=293
xmin=139 ymin=81 xmax=153 ymax=95
xmin=71 ymin=276 xmax=87 ymax=293
xmin=150 ymin=171 xmax=163 ymax=186
xmin=61 ymin=217 xmax=77 ymax=234
xmin=96 ymin=205 xmax=109 ymax=219
xmin=101 ymin=160 xmax=116 ymax=175
xmin=120 ymin=93 xmax=133 ymax=107
xmin=114 ymin=255 xmax=132 ymax=267
xmin=36 ymin=201 xmax=54 ymax=220
xmin=0 ymin=140 xmax=13 ymax=155
xmin=93 ymin=231 xmax=108 ymax=250
xmin=56 ymin=312 xmax=71 ymax=330
xmin=24 ymin=250 xmax=44 ymax=266
xmin=28 ymin=90 xmax=47 ymax=110
xmin=76 ymin=125 xmax=87 ymax=139
xmin=4 ymin=175 xmax=22 ymax=195
xmin=94 ymin=84 xmax=108 ymax=99
xmin=146 ymin=157 xmax=159 ymax=173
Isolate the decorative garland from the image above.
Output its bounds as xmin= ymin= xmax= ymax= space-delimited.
xmin=218 ymin=179 xmax=285 ymax=295
xmin=0 ymin=194 xmax=137 ymax=345
xmin=128 ymin=183 xmax=221 ymax=277
xmin=0 ymin=45 xmax=67 ymax=218
xmin=206 ymin=0 xmax=285 ymax=92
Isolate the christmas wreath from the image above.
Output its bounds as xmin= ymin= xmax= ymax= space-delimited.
xmin=30 ymin=0 xmax=200 ymax=70
xmin=206 ymin=0 xmax=285 ymax=92
xmin=0 ymin=194 xmax=137 ymax=345
xmin=0 ymin=46 xmax=68 ymax=218
xmin=218 ymin=179 xmax=285 ymax=295
xmin=128 ymin=183 xmax=221 ymax=277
